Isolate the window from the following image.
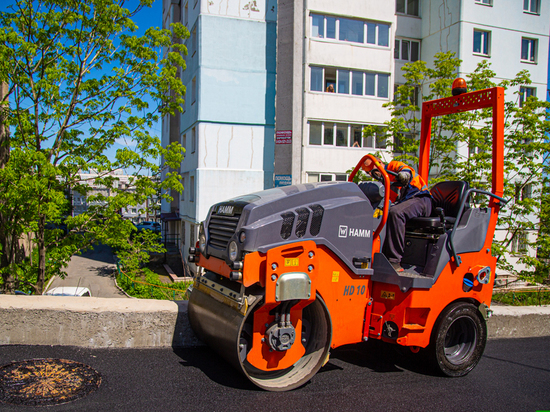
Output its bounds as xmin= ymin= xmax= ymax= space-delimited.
xmin=310 ymin=14 xmax=390 ymax=47
xmin=473 ymin=30 xmax=490 ymax=55
xmin=182 ymin=133 xmax=186 ymax=150
xmin=339 ymin=18 xmax=364 ymax=43
xmin=352 ymin=71 xmax=363 ymax=96
xmin=309 ymin=121 xmax=322 ymax=145
xmin=324 ymin=123 xmax=334 ymax=145
xmin=395 ymin=39 xmax=420 ymax=61
xmin=184 ymin=177 xmax=187 ymax=201
xmin=475 ymin=0 xmax=492 ymax=5
xmin=191 ymin=26 xmax=197 ymax=57
xmin=326 ymin=17 xmax=336 ymax=39
xmin=366 ymin=23 xmax=390 ymax=46
xmin=519 ymin=86 xmax=536 ymax=106
xmin=307 ymin=173 xmax=348 ymax=183
xmin=325 ymin=67 xmax=336 ymax=92
xmin=394 ymin=84 xmax=420 ymax=106
xmin=310 ymin=66 xmax=389 ymax=98
xmin=184 ymin=2 xmax=188 ymax=26
xmin=523 ymin=0 xmax=540 ymax=14
xmin=378 ymin=74 xmax=389 ymax=98
xmin=191 ymin=77 xmax=196 ymax=104
xmin=191 ymin=127 xmax=196 ymax=153
xmin=312 ymin=14 xmax=324 ymax=38
xmin=337 ymin=70 xmax=349 ymax=94
xmin=521 ymin=38 xmax=537 ymax=62
xmin=396 ymin=0 xmax=419 ymax=16
xmin=311 ymin=66 xmax=323 ymax=91
xmin=190 ymin=176 xmax=195 ymax=202
xmin=336 ymin=124 xmax=348 ymax=147
xmin=308 ymin=121 xmax=387 ymax=149
xmin=511 ymin=231 xmax=528 ymax=254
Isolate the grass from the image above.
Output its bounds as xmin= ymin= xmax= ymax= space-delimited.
xmin=492 ymin=289 xmax=550 ymax=306
xmin=116 ymin=265 xmax=192 ymax=300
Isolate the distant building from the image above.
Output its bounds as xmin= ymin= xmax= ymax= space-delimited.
xmin=71 ymin=170 xmax=159 ymax=223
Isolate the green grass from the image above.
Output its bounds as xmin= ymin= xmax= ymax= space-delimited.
xmin=492 ymin=289 xmax=550 ymax=306
xmin=117 ymin=266 xmax=192 ymax=300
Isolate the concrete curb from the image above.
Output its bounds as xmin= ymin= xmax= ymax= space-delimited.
xmin=0 ymin=296 xmax=548 ymax=349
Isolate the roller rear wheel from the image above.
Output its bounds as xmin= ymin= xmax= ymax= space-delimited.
xmin=429 ymin=302 xmax=487 ymax=377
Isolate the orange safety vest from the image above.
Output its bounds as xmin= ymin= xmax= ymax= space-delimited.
xmin=385 ymin=161 xmax=430 ymax=203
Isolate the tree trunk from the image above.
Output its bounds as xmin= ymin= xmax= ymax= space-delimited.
xmin=37 ymin=214 xmax=46 ymax=294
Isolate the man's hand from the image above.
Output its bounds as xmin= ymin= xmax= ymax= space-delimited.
xmin=396 ymin=171 xmax=411 ymax=186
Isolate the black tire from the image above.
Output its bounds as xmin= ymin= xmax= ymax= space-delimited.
xmin=428 ymin=302 xmax=487 ymax=377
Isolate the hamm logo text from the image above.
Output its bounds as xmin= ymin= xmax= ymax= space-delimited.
xmin=338 ymin=225 xmax=371 ymax=238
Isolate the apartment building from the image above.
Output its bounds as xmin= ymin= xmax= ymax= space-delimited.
xmin=162 ymin=0 xmax=277 ymax=263
xmin=163 ymin=0 xmax=549 ymax=272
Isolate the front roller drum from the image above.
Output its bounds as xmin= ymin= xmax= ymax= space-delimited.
xmin=188 ymin=286 xmax=332 ymax=391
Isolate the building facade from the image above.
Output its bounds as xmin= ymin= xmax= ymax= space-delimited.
xmin=163 ymin=0 xmax=550 ymax=274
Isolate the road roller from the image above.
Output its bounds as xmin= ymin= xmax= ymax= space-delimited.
xmin=187 ymin=82 xmax=507 ymax=391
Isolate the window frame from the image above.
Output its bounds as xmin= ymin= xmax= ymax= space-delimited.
xmin=396 ymin=0 xmax=420 ymax=16
xmin=309 ymin=65 xmax=390 ymax=99
xmin=473 ymin=29 xmax=491 ymax=56
xmin=523 ymin=0 xmax=540 ymax=14
xmin=308 ymin=121 xmax=388 ymax=149
xmin=394 ymin=38 xmax=420 ymax=62
xmin=521 ymin=37 xmax=538 ymax=63
xmin=519 ymin=86 xmax=536 ymax=107
xmin=310 ymin=13 xmax=390 ymax=48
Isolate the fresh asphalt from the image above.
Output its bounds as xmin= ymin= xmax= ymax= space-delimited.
xmin=0 ymin=337 xmax=548 ymax=412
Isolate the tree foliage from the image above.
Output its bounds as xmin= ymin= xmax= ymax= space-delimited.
xmin=0 ymin=0 xmax=188 ymax=293
xmin=368 ymin=52 xmax=550 ymax=282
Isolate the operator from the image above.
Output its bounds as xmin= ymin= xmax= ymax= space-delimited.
xmin=361 ymin=158 xmax=432 ymax=272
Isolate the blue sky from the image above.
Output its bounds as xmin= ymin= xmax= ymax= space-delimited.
xmin=1 ymin=0 xmax=166 ymax=174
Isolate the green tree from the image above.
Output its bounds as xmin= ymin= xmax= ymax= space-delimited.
xmin=0 ymin=0 xmax=188 ymax=293
xmin=372 ymin=52 xmax=550 ymax=282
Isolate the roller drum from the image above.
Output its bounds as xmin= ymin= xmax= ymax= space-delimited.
xmin=188 ymin=286 xmax=332 ymax=391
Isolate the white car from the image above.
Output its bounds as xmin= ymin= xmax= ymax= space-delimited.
xmin=44 ymin=286 xmax=92 ymax=297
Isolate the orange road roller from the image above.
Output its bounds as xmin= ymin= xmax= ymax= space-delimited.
xmin=187 ymin=82 xmax=507 ymax=391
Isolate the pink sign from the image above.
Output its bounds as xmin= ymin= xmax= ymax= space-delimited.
xmin=276 ymin=130 xmax=292 ymax=144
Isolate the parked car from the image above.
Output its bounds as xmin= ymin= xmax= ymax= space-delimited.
xmin=135 ymin=221 xmax=161 ymax=232
xmin=44 ymin=287 xmax=92 ymax=297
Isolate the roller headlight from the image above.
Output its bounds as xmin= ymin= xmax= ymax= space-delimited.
xmin=228 ymin=241 xmax=239 ymax=262
xmin=199 ymin=224 xmax=206 ymax=254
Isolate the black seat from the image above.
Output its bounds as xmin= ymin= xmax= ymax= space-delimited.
xmin=406 ymin=181 xmax=469 ymax=233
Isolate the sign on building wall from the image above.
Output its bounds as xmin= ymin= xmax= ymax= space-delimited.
xmin=275 ymin=130 xmax=292 ymax=144
xmin=274 ymin=174 xmax=292 ymax=187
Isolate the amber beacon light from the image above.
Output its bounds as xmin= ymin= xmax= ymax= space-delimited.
xmin=452 ymin=77 xmax=468 ymax=96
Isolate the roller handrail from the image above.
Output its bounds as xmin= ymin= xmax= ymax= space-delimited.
xmin=449 ymin=188 xmax=509 ymax=267
xmin=348 ymin=155 xmax=392 ymax=251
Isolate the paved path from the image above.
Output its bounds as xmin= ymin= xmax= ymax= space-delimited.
xmin=47 ymin=244 xmax=127 ymax=298
xmin=0 ymin=337 xmax=549 ymax=411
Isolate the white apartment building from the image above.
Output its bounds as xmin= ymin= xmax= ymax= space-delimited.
xmin=72 ymin=170 xmax=158 ymax=223
xmin=163 ymin=0 xmax=549 ymax=273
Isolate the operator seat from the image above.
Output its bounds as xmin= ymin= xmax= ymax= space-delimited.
xmin=406 ymin=181 xmax=469 ymax=233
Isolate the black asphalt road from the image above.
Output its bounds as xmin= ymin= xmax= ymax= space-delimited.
xmin=0 ymin=337 xmax=549 ymax=412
